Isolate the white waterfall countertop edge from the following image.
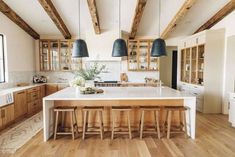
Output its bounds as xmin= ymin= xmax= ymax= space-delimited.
xmin=43 ymin=86 xmax=196 ymax=101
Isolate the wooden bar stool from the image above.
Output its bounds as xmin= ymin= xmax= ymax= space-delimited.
xmin=54 ymin=106 xmax=78 ymax=140
xmin=163 ymin=106 xmax=189 ymax=139
xmin=139 ymin=106 xmax=161 ymax=139
xmin=111 ymin=106 xmax=132 ymax=139
xmin=82 ymin=106 xmax=104 ymax=140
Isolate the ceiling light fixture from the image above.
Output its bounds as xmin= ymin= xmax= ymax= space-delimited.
xmin=112 ymin=0 xmax=128 ymax=57
xmin=151 ymin=0 xmax=167 ymax=57
xmin=72 ymin=0 xmax=89 ymax=58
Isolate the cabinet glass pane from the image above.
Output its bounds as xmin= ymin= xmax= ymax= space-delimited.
xmin=50 ymin=41 xmax=59 ymax=71
xmin=70 ymin=41 xmax=82 ymax=71
xmin=149 ymin=41 xmax=159 ymax=71
xmin=184 ymin=48 xmax=191 ymax=83
xmin=191 ymin=47 xmax=197 ymax=84
xmin=197 ymin=45 xmax=205 ymax=85
xmin=138 ymin=41 xmax=148 ymax=70
xmin=40 ymin=41 xmax=50 ymax=71
xmin=128 ymin=41 xmax=138 ymax=70
xmin=60 ymin=41 xmax=71 ymax=71
xmin=181 ymin=49 xmax=185 ymax=81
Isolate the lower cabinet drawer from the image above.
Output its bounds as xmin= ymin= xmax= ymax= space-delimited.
xmin=27 ymin=91 xmax=40 ymax=102
xmin=28 ymin=100 xmax=40 ymax=114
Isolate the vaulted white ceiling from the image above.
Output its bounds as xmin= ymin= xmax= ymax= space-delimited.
xmin=2 ymin=0 xmax=231 ymax=39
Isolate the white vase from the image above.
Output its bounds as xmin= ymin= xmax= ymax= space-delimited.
xmin=85 ymin=80 xmax=95 ymax=87
xmin=75 ymin=86 xmax=80 ymax=94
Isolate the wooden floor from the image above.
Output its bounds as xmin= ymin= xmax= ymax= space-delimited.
xmin=2 ymin=112 xmax=235 ymax=157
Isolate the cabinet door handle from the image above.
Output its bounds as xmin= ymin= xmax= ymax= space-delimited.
xmin=17 ymin=91 xmax=25 ymax=94
xmin=228 ymin=102 xmax=230 ymax=110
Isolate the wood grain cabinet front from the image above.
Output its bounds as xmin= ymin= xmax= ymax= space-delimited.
xmin=0 ymin=104 xmax=14 ymax=130
xmin=46 ymin=84 xmax=58 ymax=96
xmin=14 ymin=90 xmax=27 ymax=120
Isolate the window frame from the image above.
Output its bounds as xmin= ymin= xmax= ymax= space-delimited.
xmin=0 ymin=34 xmax=6 ymax=83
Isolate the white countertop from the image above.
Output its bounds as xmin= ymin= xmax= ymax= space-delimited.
xmin=0 ymin=84 xmax=44 ymax=95
xmin=44 ymin=86 xmax=195 ymax=101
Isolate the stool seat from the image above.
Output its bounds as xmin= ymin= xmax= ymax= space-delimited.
xmin=53 ymin=106 xmax=78 ymax=140
xmin=111 ymin=106 xmax=132 ymax=139
xmin=112 ymin=106 xmax=132 ymax=110
xmin=82 ymin=106 xmax=104 ymax=140
xmin=54 ymin=106 xmax=77 ymax=112
xmin=164 ymin=106 xmax=189 ymax=111
xmin=140 ymin=106 xmax=161 ymax=110
xmin=83 ymin=106 xmax=104 ymax=111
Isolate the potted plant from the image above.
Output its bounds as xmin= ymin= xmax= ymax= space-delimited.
xmin=74 ymin=63 xmax=106 ymax=87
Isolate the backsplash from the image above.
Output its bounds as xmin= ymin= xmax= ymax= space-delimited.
xmin=0 ymin=71 xmax=35 ymax=89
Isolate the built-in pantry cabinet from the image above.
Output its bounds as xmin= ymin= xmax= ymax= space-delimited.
xmin=178 ymin=29 xmax=225 ymax=113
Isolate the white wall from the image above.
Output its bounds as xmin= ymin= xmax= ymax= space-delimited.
xmin=211 ymin=10 xmax=235 ymax=114
xmin=0 ymin=13 xmax=35 ymax=88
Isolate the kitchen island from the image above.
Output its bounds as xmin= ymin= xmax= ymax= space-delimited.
xmin=43 ymin=86 xmax=196 ymax=141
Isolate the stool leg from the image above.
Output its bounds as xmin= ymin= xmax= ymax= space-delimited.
xmin=140 ymin=110 xmax=145 ymax=139
xmin=183 ymin=110 xmax=188 ymax=138
xmin=111 ymin=110 xmax=115 ymax=140
xmin=163 ymin=110 xmax=168 ymax=136
xmin=70 ymin=111 xmax=75 ymax=140
xmin=167 ymin=111 xmax=172 ymax=139
xmin=127 ymin=111 xmax=132 ymax=139
xmin=54 ymin=111 xmax=59 ymax=140
xmin=82 ymin=110 xmax=88 ymax=140
xmin=73 ymin=111 xmax=79 ymax=135
xmin=98 ymin=110 xmax=103 ymax=140
xmin=154 ymin=110 xmax=161 ymax=139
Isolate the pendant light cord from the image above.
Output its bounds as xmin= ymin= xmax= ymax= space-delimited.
xmin=119 ymin=0 xmax=121 ymax=38
xmin=78 ymin=0 xmax=81 ymax=38
xmin=158 ymin=0 xmax=161 ymax=37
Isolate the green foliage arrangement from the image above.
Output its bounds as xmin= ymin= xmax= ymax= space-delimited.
xmin=74 ymin=63 xmax=106 ymax=80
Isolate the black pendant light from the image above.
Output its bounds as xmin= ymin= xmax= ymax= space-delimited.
xmin=72 ymin=39 xmax=89 ymax=57
xmin=151 ymin=0 xmax=167 ymax=57
xmin=112 ymin=0 xmax=128 ymax=57
xmin=72 ymin=0 xmax=89 ymax=58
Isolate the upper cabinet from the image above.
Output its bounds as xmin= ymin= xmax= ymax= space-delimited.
xmin=39 ymin=40 xmax=82 ymax=71
xmin=128 ymin=39 xmax=160 ymax=71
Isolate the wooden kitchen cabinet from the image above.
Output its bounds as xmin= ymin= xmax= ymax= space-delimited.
xmin=39 ymin=39 xmax=82 ymax=72
xmin=14 ymin=90 xmax=27 ymax=119
xmin=27 ymin=87 xmax=42 ymax=116
xmin=46 ymin=84 xmax=58 ymax=96
xmin=0 ymin=104 xmax=14 ymax=130
xmin=128 ymin=39 xmax=160 ymax=71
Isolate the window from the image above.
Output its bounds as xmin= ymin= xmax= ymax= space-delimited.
xmin=0 ymin=34 xmax=5 ymax=83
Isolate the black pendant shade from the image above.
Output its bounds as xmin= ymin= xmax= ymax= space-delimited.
xmin=151 ymin=38 xmax=167 ymax=57
xmin=112 ymin=38 xmax=128 ymax=57
xmin=72 ymin=39 xmax=89 ymax=58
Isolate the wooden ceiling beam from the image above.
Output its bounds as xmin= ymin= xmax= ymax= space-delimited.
xmin=87 ymin=0 xmax=101 ymax=34
xmin=161 ymin=0 xmax=197 ymax=39
xmin=38 ymin=0 xmax=71 ymax=39
xmin=129 ymin=0 xmax=147 ymax=39
xmin=194 ymin=0 xmax=235 ymax=34
xmin=0 ymin=0 xmax=40 ymax=39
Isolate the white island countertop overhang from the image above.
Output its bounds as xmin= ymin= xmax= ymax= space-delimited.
xmin=43 ymin=87 xmax=196 ymax=141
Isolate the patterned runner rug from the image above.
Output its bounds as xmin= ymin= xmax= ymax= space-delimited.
xmin=0 ymin=112 xmax=42 ymax=154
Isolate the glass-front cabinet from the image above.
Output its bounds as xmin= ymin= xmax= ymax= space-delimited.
xmin=180 ymin=44 xmax=205 ymax=86
xmin=127 ymin=39 xmax=159 ymax=71
xmin=39 ymin=40 xmax=82 ymax=71
xmin=40 ymin=41 xmax=50 ymax=71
